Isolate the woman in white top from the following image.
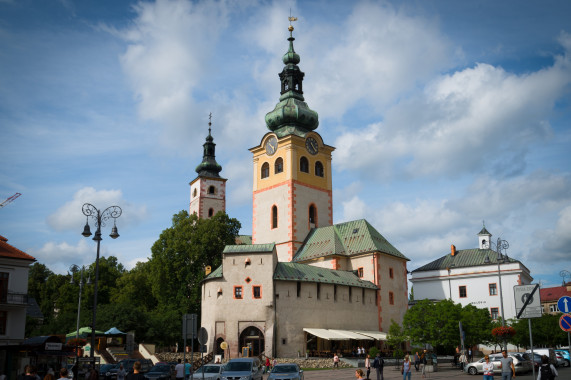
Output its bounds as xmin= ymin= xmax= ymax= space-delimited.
xmin=402 ymin=354 xmax=412 ymax=380
xmin=482 ymin=355 xmax=494 ymax=380
xmin=365 ymin=354 xmax=371 ymax=380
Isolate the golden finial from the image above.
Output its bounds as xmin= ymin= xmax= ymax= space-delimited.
xmin=288 ymin=9 xmax=297 ymax=32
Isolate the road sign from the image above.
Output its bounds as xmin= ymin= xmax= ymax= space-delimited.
xmin=198 ymin=327 xmax=208 ymax=345
xmin=183 ymin=314 xmax=197 ymax=339
xmin=514 ymin=284 xmax=542 ymax=318
xmin=560 ymin=313 xmax=571 ymax=332
xmin=558 ymin=296 xmax=571 ymax=314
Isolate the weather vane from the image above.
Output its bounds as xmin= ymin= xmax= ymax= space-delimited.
xmin=208 ymin=112 xmax=212 ymax=134
xmin=288 ymin=9 xmax=297 ymax=32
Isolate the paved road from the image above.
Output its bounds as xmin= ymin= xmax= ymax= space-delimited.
xmin=299 ymin=365 xmax=570 ymax=380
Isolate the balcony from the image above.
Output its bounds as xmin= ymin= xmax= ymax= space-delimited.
xmin=0 ymin=291 xmax=29 ymax=306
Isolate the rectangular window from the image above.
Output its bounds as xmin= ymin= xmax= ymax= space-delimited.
xmin=0 ymin=311 xmax=6 ymax=335
xmin=349 ymin=287 xmax=352 ymax=303
xmin=375 ymin=290 xmax=379 ymax=306
xmin=357 ymin=267 xmax=364 ymax=278
xmin=489 ymin=283 xmax=497 ymax=296
xmin=253 ymin=286 xmax=261 ymax=299
xmin=491 ymin=307 xmax=499 ymax=320
xmin=389 ymin=291 xmax=394 ymax=305
xmin=550 ymin=304 xmax=559 ymax=313
xmin=0 ymin=273 xmax=8 ymax=303
xmin=316 ymin=283 xmax=321 ymax=300
xmin=334 ymin=285 xmax=337 ymax=302
xmin=297 ymin=281 xmax=301 ymax=298
xmin=362 ymin=288 xmax=365 ymax=303
xmin=389 ymin=268 xmax=394 ymax=279
xmin=459 ymin=286 xmax=467 ymax=298
xmin=233 ymin=286 xmax=243 ymax=299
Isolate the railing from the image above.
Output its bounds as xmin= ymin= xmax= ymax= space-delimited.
xmin=192 ymin=352 xmax=213 ymax=371
xmin=0 ymin=291 xmax=28 ymax=305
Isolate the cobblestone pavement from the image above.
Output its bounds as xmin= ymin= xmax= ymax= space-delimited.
xmin=298 ymin=365 xmax=570 ymax=380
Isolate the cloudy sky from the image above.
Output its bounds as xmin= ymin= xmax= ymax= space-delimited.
xmin=1 ymin=0 xmax=570 ymax=289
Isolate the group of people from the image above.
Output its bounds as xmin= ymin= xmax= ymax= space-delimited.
xmin=352 ymin=347 xmax=367 ymax=357
xmin=174 ymin=358 xmax=191 ymax=380
xmin=263 ymin=357 xmax=277 ymax=374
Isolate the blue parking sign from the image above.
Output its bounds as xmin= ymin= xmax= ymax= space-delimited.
xmin=558 ymin=296 xmax=571 ymax=314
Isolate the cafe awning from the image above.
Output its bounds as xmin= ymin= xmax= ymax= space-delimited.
xmin=304 ymin=328 xmax=379 ymax=341
xmin=329 ymin=329 xmax=374 ymax=340
xmin=303 ymin=328 xmax=347 ymax=340
xmin=352 ymin=330 xmax=388 ymax=340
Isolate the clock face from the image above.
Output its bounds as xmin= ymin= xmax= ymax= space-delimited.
xmin=265 ymin=136 xmax=278 ymax=156
xmin=305 ymin=137 xmax=318 ymax=155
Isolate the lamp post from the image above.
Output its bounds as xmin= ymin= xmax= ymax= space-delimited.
xmin=81 ymin=203 xmax=122 ymax=361
xmin=70 ymin=265 xmax=90 ymax=374
xmin=485 ymin=237 xmax=509 ymax=350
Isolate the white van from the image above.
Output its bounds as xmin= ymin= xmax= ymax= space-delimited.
xmin=526 ymin=348 xmax=557 ymax=367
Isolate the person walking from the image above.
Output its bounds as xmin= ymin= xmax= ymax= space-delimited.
xmin=401 ymin=354 xmax=412 ymax=380
xmin=125 ymin=362 xmax=144 ymax=380
xmin=537 ymin=355 xmax=558 ymax=380
xmin=459 ymin=351 xmax=468 ymax=372
xmin=117 ymin=364 xmax=126 ymax=380
xmin=264 ymin=357 xmax=271 ymax=374
xmin=414 ymin=352 xmax=420 ymax=372
xmin=355 ymin=369 xmax=366 ymax=379
xmin=57 ymin=368 xmax=68 ymax=380
xmin=184 ymin=360 xmax=190 ymax=380
xmin=365 ymin=354 xmax=371 ymax=380
xmin=420 ymin=350 xmax=428 ymax=378
xmin=498 ymin=350 xmax=516 ymax=380
xmin=482 ymin=355 xmax=494 ymax=380
xmin=372 ymin=352 xmax=384 ymax=380
xmin=174 ymin=359 xmax=184 ymax=380
xmin=333 ymin=353 xmax=339 ymax=369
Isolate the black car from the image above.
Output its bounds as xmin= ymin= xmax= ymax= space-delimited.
xmin=109 ymin=359 xmax=154 ymax=380
xmin=100 ymin=364 xmax=119 ymax=380
xmin=144 ymin=364 xmax=172 ymax=380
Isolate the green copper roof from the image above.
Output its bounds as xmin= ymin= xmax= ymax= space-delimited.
xmin=195 ymin=122 xmax=223 ymax=178
xmin=265 ymin=28 xmax=318 ymax=137
xmin=292 ymin=219 xmax=408 ymax=262
xmin=222 ymin=243 xmax=275 ymax=254
xmin=205 ymin=265 xmax=223 ymax=280
xmin=274 ymin=262 xmax=378 ymax=289
xmin=478 ymin=226 xmax=491 ymax=235
xmin=411 ymin=248 xmax=521 ymax=272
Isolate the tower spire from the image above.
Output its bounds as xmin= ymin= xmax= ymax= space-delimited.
xmin=195 ymin=113 xmax=222 ymax=178
xmin=264 ymin=18 xmax=319 ymax=137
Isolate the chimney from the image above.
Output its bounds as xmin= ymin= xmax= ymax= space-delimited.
xmin=451 ymin=245 xmax=456 ymax=256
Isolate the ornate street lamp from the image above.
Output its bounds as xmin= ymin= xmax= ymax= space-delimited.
xmin=69 ymin=265 xmax=91 ymax=375
xmin=81 ymin=203 xmax=122 ymax=361
xmin=485 ymin=237 xmax=510 ymax=350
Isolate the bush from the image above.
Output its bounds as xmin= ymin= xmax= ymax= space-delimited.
xmin=369 ymin=347 xmax=380 ymax=358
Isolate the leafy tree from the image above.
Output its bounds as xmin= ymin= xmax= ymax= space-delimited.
xmin=111 ymin=261 xmax=156 ymax=311
xmin=28 ymin=262 xmax=53 ymax=302
xmin=387 ymin=319 xmax=408 ymax=356
xmin=148 ymin=210 xmax=240 ymax=315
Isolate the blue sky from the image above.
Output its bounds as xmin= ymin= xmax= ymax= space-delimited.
xmin=1 ymin=0 xmax=570 ymax=290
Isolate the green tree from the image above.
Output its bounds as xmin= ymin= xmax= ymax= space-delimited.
xmin=111 ymin=261 xmax=156 ymax=311
xmin=387 ymin=319 xmax=408 ymax=357
xmin=148 ymin=210 xmax=241 ymax=314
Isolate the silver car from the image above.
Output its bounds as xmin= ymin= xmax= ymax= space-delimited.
xmin=193 ymin=364 xmax=223 ymax=380
xmin=267 ymin=363 xmax=304 ymax=380
xmin=465 ymin=353 xmax=531 ymax=375
xmin=220 ymin=358 xmax=262 ymax=380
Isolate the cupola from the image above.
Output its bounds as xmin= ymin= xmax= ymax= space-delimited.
xmin=195 ymin=117 xmax=223 ymax=178
xmin=477 ymin=222 xmax=492 ymax=249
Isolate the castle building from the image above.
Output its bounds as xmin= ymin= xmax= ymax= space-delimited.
xmin=200 ymin=23 xmax=409 ymax=358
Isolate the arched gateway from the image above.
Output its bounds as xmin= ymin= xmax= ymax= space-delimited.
xmin=239 ymin=326 xmax=264 ymax=357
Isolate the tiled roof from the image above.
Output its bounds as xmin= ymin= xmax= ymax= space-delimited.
xmin=411 ymin=248 xmax=521 ymax=272
xmin=0 ymin=235 xmax=35 ymax=261
xmin=292 ymin=219 xmax=407 ymax=262
xmin=540 ymin=285 xmax=571 ymax=302
xmin=223 ymin=243 xmax=275 ymax=254
xmin=274 ymin=262 xmax=378 ymax=289
xmin=235 ymin=235 xmax=252 ymax=245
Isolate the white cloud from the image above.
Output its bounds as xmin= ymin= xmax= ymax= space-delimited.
xmin=47 ymin=187 xmax=148 ymax=232
xmin=542 ymin=205 xmax=571 ymax=260
xmin=30 ymin=239 xmax=94 ymax=273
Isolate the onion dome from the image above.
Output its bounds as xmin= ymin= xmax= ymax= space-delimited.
xmin=195 ymin=118 xmax=222 ymax=178
xmin=265 ymin=24 xmax=319 ymax=137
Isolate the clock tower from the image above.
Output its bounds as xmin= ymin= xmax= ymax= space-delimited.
xmin=250 ymin=24 xmax=335 ymax=262
xmin=190 ymin=118 xmax=227 ymax=219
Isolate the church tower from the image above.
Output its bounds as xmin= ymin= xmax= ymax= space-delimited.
xmin=478 ymin=222 xmax=492 ymax=249
xmin=189 ymin=117 xmax=227 ymax=219
xmin=250 ymin=23 xmax=335 ymax=262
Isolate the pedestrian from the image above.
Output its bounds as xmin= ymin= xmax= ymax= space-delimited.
xmin=468 ymin=348 xmax=473 ymax=362
xmin=58 ymin=368 xmax=68 ymax=380
xmin=372 ymin=352 xmax=384 ymax=380
xmin=86 ymin=368 xmax=98 ymax=380
xmin=174 ymin=359 xmax=184 ymax=380
xmin=265 ymin=357 xmax=271 ymax=374
xmin=43 ymin=374 xmax=55 ymax=380
xmin=459 ymin=351 xmax=468 ymax=372
xmin=414 ymin=352 xmax=420 ymax=372
xmin=333 ymin=353 xmax=339 ymax=369
xmin=420 ymin=350 xmax=428 ymax=378
xmin=117 ymin=364 xmax=126 ymax=380
xmin=401 ymin=354 xmax=412 ymax=380
xmin=272 ymin=357 xmax=277 ymax=368
xmin=125 ymin=362 xmax=144 ymax=380
xmin=355 ymin=369 xmax=365 ymax=379
xmin=365 ymin=354 xmax=371 ymax=380
xmin=498 ymin=350 xmax=516 ymax=380
xmin=184 ymin=360 xmax=190 ymax=380
xmin=482 ymin=355 xmax=494 ymax=380
xmin=537 ymin=355 xmax=558 ymax=380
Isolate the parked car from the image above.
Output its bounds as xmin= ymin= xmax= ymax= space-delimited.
xmin=267 ymin=363 xmax=304 ymax=380
xmin=109 ymin=359 xmax=154 ymax=380
xmin=522 ymin=352 xmax=542 ymax=370
xmin=555 ymin=351 xmax=566 ymax=367
xmin=144 ymin=363 xmax=172 ymax=380
xmin=100 ymin=364 xmax=119 ymax=380
xmin=555 ymin=349 xmax=570 ymax=367
xmin=220 ymin=358 xmax=262 ymax=380
xmin=526 ymin=348 xmax=557 ymax=367
xmin=193 ymin=364 xmax=223 ymax=380
xmin=465 ymin=353 xmax=530 ymax=375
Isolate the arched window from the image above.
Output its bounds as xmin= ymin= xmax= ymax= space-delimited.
xmin=208 ymin=208 xmax=214 ymax=217
xmin=300 ymin=157 xmax=309 ymax=173
xmin=315 ymin=161 xmax=324 ymax=177
xmin=193 ymin=188 xmax=197 ymax=197
xmin=272 ymin=205 xmax=278 ymax=229
xmin=208 ymin=185 xmax=216 ymax=195
xmin=275 ymin=157 xmax=283 ymax=174
xmin=309 ymin=204 xmax=317 ymax=226
xmin=261 ymin=162 xmax=270 ymax=179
